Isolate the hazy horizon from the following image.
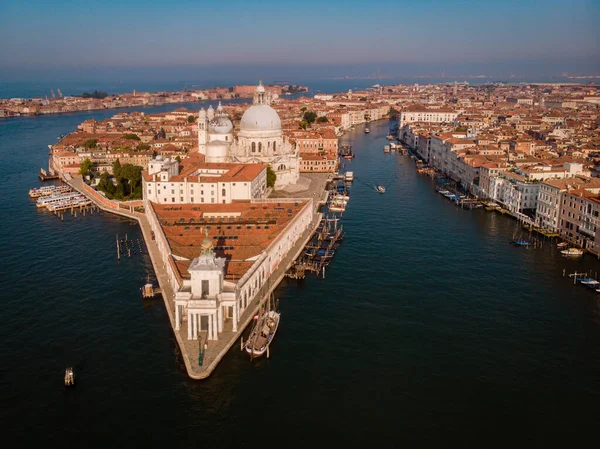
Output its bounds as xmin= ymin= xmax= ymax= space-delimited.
xmin=1 ymin=0 xmax=599 ymax=82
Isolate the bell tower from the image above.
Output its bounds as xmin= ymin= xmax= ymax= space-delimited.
xmin=197 ymin=108 xmax=208 ymax=154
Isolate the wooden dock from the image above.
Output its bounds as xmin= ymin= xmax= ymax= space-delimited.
xmin=38 ymin=168 xmax=59 ymax=181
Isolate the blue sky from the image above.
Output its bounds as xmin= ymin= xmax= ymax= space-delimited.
xmin=0 ymin=0 xmax=598 ymax=77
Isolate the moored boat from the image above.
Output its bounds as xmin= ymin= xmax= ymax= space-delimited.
xmin=561 ymin=248 xmax=584 ymax=257
xmin=364 ymin=128 xmax=370 ymax=134
xmin=244 ymin=296 xmax=280 ymax=358
xmin=29 ymin=185 xmax=70 ymax=198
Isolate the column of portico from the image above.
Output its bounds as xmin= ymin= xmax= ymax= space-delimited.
xmin=193 ymin=313 xmax=199 ymax=340
xmin=233 ymin=300 xmax=238 ymax=332
xmin=208 ymin=314 xmax=214 ymax=340
xmin=175 ymin=304 xmax=180 ymax=330
xmin=187 ymin=311 xmax=192 ymax=340
xmin=217 ymin=307 xmax=223 ymax=333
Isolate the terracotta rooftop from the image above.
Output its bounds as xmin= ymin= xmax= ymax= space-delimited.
xmin=151 ymin=200 xmax=309 ymax=281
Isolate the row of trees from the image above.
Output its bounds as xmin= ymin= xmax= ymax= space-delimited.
xmin=299 ymin=110 xmax=328 ymax=130
xmin=97 ymin=160 xmax=143 ymax=200
xmin=80 ymin=158 xmax=143 ymax=200
xmin=80 ymin=90 xmax=108 ymax=99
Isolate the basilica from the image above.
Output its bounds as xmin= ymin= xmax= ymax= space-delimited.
xmin=197 ymin=83 xmax=300 ymax=188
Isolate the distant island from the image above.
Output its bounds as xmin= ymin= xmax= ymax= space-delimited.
xmin=79 ymin=90 xmax=109 ymax=99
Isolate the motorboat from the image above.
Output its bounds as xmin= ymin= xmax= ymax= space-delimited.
xmin=556 ymin=242 xmax=568 ymax=248
xmin=364 ymin=128 xmax=370 ymax=134
xmin=383 ymin=145 xmax=391 ymax=153
xmin=376 ymin=185 xmax=386 ymax=193
xmin=561 ymin=248 xmax=584 ymax=257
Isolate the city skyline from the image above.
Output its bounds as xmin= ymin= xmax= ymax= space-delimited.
xmin=1 ymin=0 xmax=599 ymax=79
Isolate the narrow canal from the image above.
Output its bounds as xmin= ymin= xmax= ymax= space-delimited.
xmin=1 ymin=111 xmax=598 ymax=447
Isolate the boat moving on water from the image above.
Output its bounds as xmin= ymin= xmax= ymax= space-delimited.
xmin=376 ymin=185 xmax=386 ymax=193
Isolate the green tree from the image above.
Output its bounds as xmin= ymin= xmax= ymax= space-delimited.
xmin=97 ymin=172 xmax=116 ymax=196
xmin=114 ymin=183 xmax=125 ymax=199
xmin=137 ymin=142 xmax=150 ymax=151
xmin=82 ymin=138 xmax=98 ymax=149
xmin=187 ymin=115 xmax=195 ymax=123
xmin=388 ymin=107 xmax=399 ymax=117
xmin=112 ymin=159 xmax=122 ymax=178
xmin=317 ymin=116 xmax=329 ymax=123
xmin=175 ymin=156 xmax=181 ymax=163
xmin=303 ymin=111 xmax=317 ymax=124
xmin=266 ymin=165 xmax=277 ymax=188
xmin=123 ymin=133 xmax=141 ymax=141
xmin=79 ymin=158 xmax=93 ymax=176
xmin=81 ymin=90 xmax=108 ymax=99
xmin=359 ymin=97 xmax=367 ymax=101
xmin=299 ymin=120 xmax=308 ymax=130
xmin=300 ymin=106 xmax=307 ymax=113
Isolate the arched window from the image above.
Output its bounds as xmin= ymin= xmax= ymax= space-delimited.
xmin=251 ymin=142 xmax=256 ymax=153
xmin=258 ymin=142 xmax=262 ymax=152
xmin=222 ymin=188 xmax=226 ymax=196
xmin=273 ymin=141 xmax=277 ymax=152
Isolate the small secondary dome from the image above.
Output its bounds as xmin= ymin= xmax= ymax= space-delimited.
xmin=209 ymin=115 xmax=233 ymax=134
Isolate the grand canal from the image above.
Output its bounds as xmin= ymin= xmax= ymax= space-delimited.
xmin=1 ymin=109 xmax=598 ymax=447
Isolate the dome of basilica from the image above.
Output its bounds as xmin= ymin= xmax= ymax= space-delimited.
xmin=240 ymin=104 xmax=281 ymax=132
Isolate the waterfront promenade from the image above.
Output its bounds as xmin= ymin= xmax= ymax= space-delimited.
xmin=66 ymin=174 xmax=324 ymax=379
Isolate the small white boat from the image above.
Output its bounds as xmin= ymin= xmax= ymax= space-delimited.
xmin=556 ymin=242 xmax=568 ymax=248
xmin=344 ymin=171 xmax=354 ymax=182
xmin=383 ymin=145 xmax=391 ymax=153
xmin=376 ymin=185 xmax=386 ymax=193
xmin=364 ymin=128 xmax=370 ymax=134
xmin=561 ymin=248 xmax=584 ymax=257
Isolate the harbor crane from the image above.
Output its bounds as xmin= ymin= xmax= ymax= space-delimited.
xmin=57 ymin=88 xmax=63 ymax=97
xmin=50 ymin=89 xmax=56 ymax=99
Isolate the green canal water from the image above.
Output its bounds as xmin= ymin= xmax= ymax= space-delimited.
xmin=1 ymin=109 xmax=598 ymax=448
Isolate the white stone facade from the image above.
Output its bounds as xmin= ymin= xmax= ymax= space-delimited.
xmin=143 ymin=156 xmax=267 ymax=205
xmin=168 ymin=199 xmax=314 ymax=342
xmin=197 ymin=83 xmax=300 ymax=189
xmin=400 ymin=109 xmax=458 ymax=127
